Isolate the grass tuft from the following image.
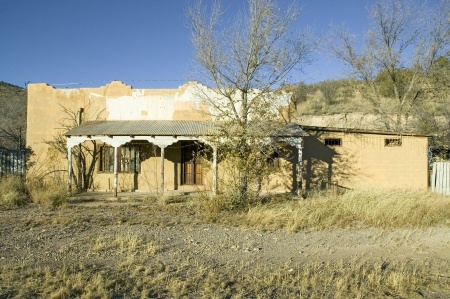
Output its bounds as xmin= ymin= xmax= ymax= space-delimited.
xmin=223 ymin=189 xmax=450 ymax=232
xmin=1 ymin=258 xmax=447 ymax=298
xmin=0 ymin=176 xmax=30 ymax=208
xmin=27 ymin=178 xmax=69 ymax=207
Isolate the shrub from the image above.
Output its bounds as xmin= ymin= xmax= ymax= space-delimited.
xmin=0 ymin=176 xmax=30 ymax=208
xmin=27 ymin=178 xmax=69 ymax=207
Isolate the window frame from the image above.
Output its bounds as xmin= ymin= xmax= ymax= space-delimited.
xmin=384 ymin=138 xmax=402 ymax=147
xmin=324 ymin=138 xmax=342 ymax=146
xmin=99 ymin=144 xmax=141 ymax=173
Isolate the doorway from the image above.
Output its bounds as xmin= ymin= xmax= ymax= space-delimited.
xmin=181 ymin=141 xmax=203 ymax=185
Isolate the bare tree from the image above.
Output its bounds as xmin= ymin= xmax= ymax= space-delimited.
xmin=187 ymin=0 xmax=313 ymax=203
xmin=45 ymin=105 xmax=103 ymax=192
xmin=329 ymin=0 xmax=450 ymax=131
xmin=415 ymin=56 xmax=450 ymax=159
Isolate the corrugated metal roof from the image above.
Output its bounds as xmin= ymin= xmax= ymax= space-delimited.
xmin=300 ymin=125 xmax=431 ymax=137
xmin=64 ymin=120 xmax=308 ymax=138
xmin=64 ymin=120 xmax=216 ymax=136
xmin=273 ymin=122 xmax=309 ymax=137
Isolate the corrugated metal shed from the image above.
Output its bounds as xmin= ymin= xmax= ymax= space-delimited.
xmin=64 ymin=120 xmax=308 ymax=137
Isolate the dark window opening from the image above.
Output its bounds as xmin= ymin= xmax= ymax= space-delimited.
xmin=267 ymin=151 xmax=281 ymax=169
xmin=99 ymin=144 xmax=140 ymax=173
xmin=385 ymin=138 xmax=402 ymax=147
xmin=182 ymin=142 xmax=204 ymax=185
xmin=325 ymin=138 xmax=342 ymax=146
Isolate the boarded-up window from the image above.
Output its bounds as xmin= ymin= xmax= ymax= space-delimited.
xmin=325 ymin=138 xmax=342 ymax=146
xmin=385 ymin=138 xmax=402 ymax=147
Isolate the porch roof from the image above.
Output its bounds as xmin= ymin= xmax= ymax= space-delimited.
xmin=64 ymin=120 xmax=308 ymax=138
xmin=64 ymin=120 xmax=216 ymax=137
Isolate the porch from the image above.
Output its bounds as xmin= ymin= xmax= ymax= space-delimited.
xmin=64 ymin=120 xmax=307 ymax=197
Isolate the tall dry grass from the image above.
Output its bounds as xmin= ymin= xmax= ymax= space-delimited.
xmin=0 ymin=176 xmax=69 ymax=208
xmin=218 ymin=189 xmax=450 ymax=232
xmin=1 ymin=257 xmax=447 ymax=298
xmin=0 ymin=176 xmax=29 ymax=208
xmin=26 ymin=177 xmax=69 ymax=207
xmin=1 ymin=188 xmax=449 ymax=297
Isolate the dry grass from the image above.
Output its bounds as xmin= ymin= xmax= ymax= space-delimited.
xmin=27 ymin=178 xmax=69 ymax=207
xmin=1 ymin=187 xmax=449 ymax=297
xmin=0 ymin=176 xmax=29 ymax=208
xmin=209 ymin=189 xmax=450 ymax=232
xmin=1 ymin=257 xmax=447 ymax=298
xmin=0 ymin=176 xmax=69 ymax=209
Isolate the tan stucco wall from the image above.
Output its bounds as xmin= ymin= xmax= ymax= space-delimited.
xmin=26 ymin=81 xmax=213 ymax=180
xmin=26 ymin=80 xmax=429 ymax=193
xmin=26 ymin=80 xmax=294 ymax=193
xmin=302 ymin=132 xmax=429 ymax=190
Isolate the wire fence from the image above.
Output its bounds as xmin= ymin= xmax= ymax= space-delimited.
xmin=0 ymin=149 xmax=26 ymax=177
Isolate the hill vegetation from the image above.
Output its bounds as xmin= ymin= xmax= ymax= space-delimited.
xmin=0 ymin=81 xmax=27 ymax=150
xmin=287 ymin=72 xmax=450 ymax=160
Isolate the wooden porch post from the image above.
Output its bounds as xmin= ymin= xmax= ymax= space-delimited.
xmin=212 ymin=146 xmax=218 ymax=195
xmin=66 ymin=137 xmax=86 ymax=195
xmin=160 ymin=145 xmax=166 ymax=194
xmin=113 ymin=146 xmax=118 ymax=198
xmin=68 ymin=146 xmax=72 ymax=194
xmin=297 ymin=139 xmax=303 ymax=196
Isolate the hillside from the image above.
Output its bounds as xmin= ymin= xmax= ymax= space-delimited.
xmin=0 ymin=82 xmax=27 ymax=150
xmin=289 ymin=78 xmax=450 ymax=159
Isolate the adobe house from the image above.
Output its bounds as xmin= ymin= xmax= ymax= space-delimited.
xmin=300 ymin=126 xmax=430 ymax=190
xmin=26 ymin=81 xmax=305 ymax=196
xmin=26 ymin=81 xmax=430 ymax=196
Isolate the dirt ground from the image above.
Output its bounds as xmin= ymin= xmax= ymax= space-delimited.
xmin=1 ymin=198 xmax=450 ymax=297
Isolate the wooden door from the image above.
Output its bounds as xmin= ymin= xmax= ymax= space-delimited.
xmin=182 ymin=142 xmax=203 ymax=185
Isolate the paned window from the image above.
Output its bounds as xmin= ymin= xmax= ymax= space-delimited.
xmin=385 ymin=138 xmax=402 ymax=147
xmin=99 ymin=145 xmax=140 ymax=173
xmin=325 ymin=138 xmax=342 ymax=146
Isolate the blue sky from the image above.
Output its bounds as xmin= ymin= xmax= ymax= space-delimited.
xmin=0 ymin=0 xmax=374 ymax=89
